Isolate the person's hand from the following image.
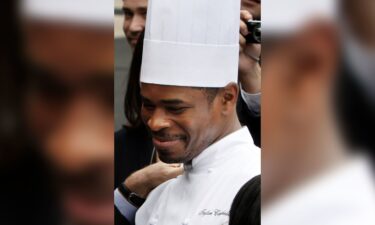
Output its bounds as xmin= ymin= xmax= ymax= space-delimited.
xmin=124 ymin=162 xmax=183 ymax=198
xmin=239 ymin=10 xmax=261 ymax=94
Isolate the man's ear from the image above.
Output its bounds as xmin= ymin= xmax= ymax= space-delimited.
xmin=219 ymin=83 xmax=239 ymax=115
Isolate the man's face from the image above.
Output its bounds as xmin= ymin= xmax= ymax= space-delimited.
xmin=241 ymin=0 xmax=261 ymax=20
xmin=140 ymin=84 xmax=222 ymax=163
xmin=123 ymin=0 xmax=148 ymax=48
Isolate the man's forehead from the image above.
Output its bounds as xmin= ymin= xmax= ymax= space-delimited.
xmin=141 ymin=83 xmax=204 ymax=98
xmin=123 ymin=0 xmax=148 ymax=9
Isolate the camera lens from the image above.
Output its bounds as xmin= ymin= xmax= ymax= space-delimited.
xmin=246 ymin=20 xmax=261 ymax=44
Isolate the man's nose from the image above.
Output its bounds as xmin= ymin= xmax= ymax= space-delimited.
xmin=129 ymin=14 xmax=144 ymax=33
xmin=147 ymin=109 xmax=171 ymax=132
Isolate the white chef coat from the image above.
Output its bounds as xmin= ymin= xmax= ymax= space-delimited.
xmin=135 ymin=127 xmax=261 ymax=225
xmin=114 ymin=92 xmax=260 ymax=223
xmin=262 ymin=156 xmax=375 ymax=225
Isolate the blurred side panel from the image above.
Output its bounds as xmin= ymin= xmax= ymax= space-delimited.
xmin=262 ymin=0 xmax=375 ymax=224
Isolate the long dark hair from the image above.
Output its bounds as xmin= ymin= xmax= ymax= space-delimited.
xmin=124 ymin=31 xmax=145 ymax=128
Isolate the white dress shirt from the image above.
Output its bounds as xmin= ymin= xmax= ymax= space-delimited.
xmin=135 ymin=127 xmax=260 ymax=225
xmin=241 ymin=90 xmax=261 ymax=115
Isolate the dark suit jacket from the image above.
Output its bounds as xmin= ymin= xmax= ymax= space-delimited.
xmin=115 ymin=125 xmax=154 ymax=189
xmin=114 ymin=96 xmax=260 ymax=225
xmin=335 ymin=64 xmax=375 ymax=168
xmin=115 ymin=125 xmax=153 ymax=225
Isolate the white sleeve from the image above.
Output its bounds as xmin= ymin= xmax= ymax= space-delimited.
xmin=240 ymin=89 xmax=261 ymax=115
xmin=114 ymin=188 xmax=137 ymax=223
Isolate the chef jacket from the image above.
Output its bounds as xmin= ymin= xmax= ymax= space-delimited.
xmin=135 ymin=127 xmax=261 ymax=225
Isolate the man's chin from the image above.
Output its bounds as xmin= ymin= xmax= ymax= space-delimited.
xmin=157 ymin=149 xmax=185 ymax=164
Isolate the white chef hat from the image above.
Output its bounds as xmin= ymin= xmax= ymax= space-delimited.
xmin=20 ymin=0 xmax=113 ymax=27
xmin=263 ymin=0 xmax=337 ymax=35
xmin=140 ymin=0 xmax=241 ymax=88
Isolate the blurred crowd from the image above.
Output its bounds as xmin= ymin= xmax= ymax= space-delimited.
xmin=0 ymin=0 xmax=374 ymax=225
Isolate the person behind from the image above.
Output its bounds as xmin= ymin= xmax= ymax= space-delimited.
xmin=122 ymin=0 xmax=147 ymax=49
xmin=229 ymin=175 xmax=261 ymax=225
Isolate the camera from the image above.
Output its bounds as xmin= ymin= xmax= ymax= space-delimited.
xmin=246 ymin=20 xmax=261 ymax=44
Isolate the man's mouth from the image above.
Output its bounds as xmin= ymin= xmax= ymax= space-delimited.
xmin=152 ymin=135 xmax=186 ymax=149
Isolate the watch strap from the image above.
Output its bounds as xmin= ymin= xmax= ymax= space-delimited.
xmin=118 ymin=183 xmax=146 ymax=208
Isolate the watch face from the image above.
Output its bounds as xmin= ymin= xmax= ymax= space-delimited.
xmin=129 ymin=193 xmax=142 ymax=207
xmin=129 ymin=193 xmax=137 ymax=203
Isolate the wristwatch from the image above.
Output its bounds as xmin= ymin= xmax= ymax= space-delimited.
xmin=118 ymin=183 xmax=146 ymax=208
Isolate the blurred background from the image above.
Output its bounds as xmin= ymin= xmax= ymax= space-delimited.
xmin=1 ymin=0 xmax=115 ymax=225
xmin=262 ymin=0 xmax=375 ymax=224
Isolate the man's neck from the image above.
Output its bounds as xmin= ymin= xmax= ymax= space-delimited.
xmin=185 ymin=115 xmax=242 ymax=165
xmin=214 ymin=116 xmax=242 ymax=145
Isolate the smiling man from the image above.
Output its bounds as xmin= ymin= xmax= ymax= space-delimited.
xmin=132 ymin=0 xmax=260 ymax=224
xmin=141 ymin=86 xmax=231 ymax=164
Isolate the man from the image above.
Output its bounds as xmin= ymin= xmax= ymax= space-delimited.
xmin=115 ymin=9 xmax=260 ymax=225
xmin=116 ymin=1 xmax=261 ymax=224
xmin=261 ymin=0 xmax=375 ymax=224
xmin=123 ymin=0 xmax=260 ymax=224
xmin=21 ymin=0 xmax=114 ymax=224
